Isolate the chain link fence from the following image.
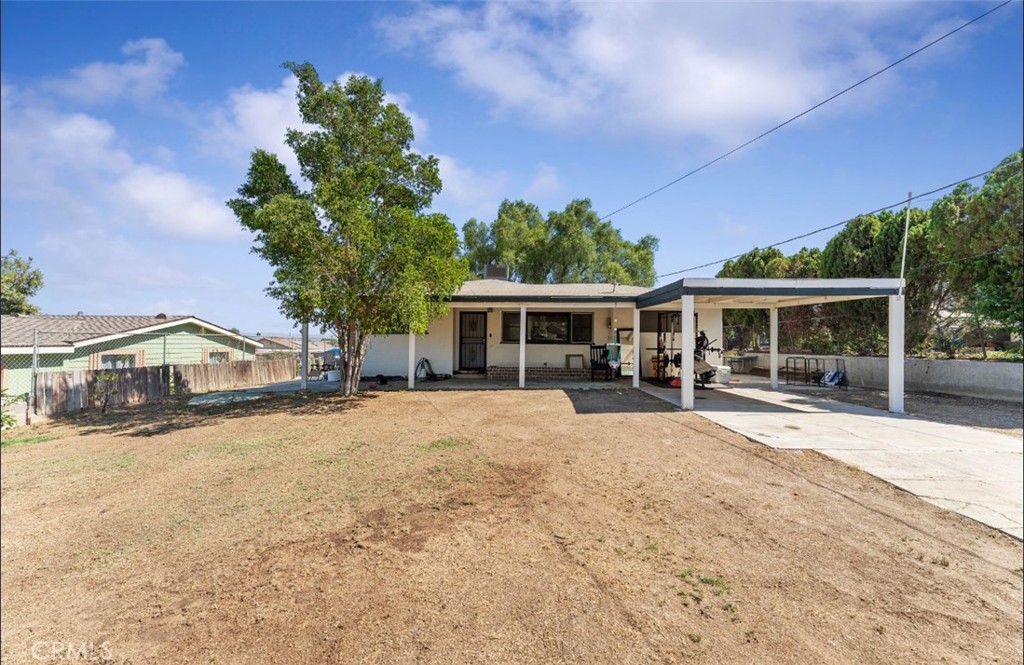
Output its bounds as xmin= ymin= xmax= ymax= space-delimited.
xmin=2 ymin=330 xmax=301 ymax=424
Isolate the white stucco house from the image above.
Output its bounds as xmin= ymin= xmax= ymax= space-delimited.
xmin=351 ymin=273 xmax=906 ymax=412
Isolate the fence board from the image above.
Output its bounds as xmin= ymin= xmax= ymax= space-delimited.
xmin=33 ymin=358 xmax=296 ymax=415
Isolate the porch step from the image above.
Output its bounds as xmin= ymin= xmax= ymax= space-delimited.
xmin=452 ymin=372 xmax=487 ymax=380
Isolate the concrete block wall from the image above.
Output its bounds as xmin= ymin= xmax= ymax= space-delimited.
xmin=747 ymin=353 xmax=1023 ymax=403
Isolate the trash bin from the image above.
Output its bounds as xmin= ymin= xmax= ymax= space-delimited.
xmin=325 ymin=370 xmax=341 ymax=382
xmin=715 ymin=365 xmax=731 ymax=384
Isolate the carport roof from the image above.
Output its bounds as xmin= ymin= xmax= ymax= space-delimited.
xmin=450 ymin=277 xmax=902 ymax=308
xmin=636 ymin=277 xmax=904 ymax=309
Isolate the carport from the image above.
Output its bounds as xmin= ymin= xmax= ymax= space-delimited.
xmin=633 ymin=278 xmax=905 ymax=412
xmin=296 ymin=276 xmax=906 ymax=411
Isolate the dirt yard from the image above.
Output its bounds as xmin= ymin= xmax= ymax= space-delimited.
xmin=1 ymin=389 xmax=1021 ymax=664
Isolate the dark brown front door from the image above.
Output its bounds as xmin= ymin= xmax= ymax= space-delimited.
xmin=459 ymin=312 xmax=487 ymax=371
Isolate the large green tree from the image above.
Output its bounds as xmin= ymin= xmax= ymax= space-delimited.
xmin=228 ymin=63 xmax=467 ymax=395
xmin=933 ymin=150 xmax=1023 ymax=340
xmin=0 ymin=249 xmax=44 ymax=315
xmin=717 ymin=247 xmax=824 ymax=351
xmin=462 ymin=198 xmax=659 ymax=286
xmin=818 ymin=208 xmax=941 ymax=354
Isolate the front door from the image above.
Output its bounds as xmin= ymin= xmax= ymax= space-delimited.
xmin=459 ymin=312 xmax=487 ymax=371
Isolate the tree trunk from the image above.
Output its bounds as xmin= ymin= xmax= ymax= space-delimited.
xmin=335 ymin=321 xmax=369 ymax=397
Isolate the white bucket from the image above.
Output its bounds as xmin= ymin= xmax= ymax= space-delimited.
xmin=715 ymin=365 xmax=731 ymax=384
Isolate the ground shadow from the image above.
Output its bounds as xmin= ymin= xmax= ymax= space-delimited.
xmin=56 ymin=390 xmax=379 ymax=438
xmin=563 ymin=388 xmax=678 ymax=415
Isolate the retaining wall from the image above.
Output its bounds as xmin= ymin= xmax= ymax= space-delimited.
xmin=746 ymin=353 xmax=1023 ymax=403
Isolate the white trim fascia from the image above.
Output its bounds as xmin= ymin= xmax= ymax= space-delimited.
xmin=449 ymin=301 xmax=638 ymax=310
xmin=682 ymin=277 xmax=904 ymax=290
xmin=1 ymin=346 xmax=74 ymax=355
xmin=71 ymin=317 xmax=264 ymax=350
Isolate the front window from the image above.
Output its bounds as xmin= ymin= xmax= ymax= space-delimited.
xmin=207 ymin=351 xmax=230 ymax=364
xmin=100 ymin=354 xmax=135 ymax=370
xmin=501 ymin=312 xmax=594 ymax=344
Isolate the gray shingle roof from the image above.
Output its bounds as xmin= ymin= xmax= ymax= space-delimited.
xmin=1 ymin=314 xmax=191 ymax=348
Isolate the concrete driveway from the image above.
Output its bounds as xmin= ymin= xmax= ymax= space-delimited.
xmin=641 ymin=381 xmax=1023 ymax=540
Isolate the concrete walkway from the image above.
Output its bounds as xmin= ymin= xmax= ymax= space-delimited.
xmin=640 ymin=380 xmax=1023 ymax=540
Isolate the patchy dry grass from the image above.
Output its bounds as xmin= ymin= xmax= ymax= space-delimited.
xmin=1 ymin=389 xmax=1021 ymax=664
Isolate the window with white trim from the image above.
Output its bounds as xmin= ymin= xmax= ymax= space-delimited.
xmin=501 ymin=312 xmax=594 ymax=344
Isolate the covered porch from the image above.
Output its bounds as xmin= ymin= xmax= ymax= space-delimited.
xmin=305 ymin=276 xmax=907 ymax=413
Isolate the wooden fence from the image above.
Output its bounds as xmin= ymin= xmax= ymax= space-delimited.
xmin=33 ymin=358 xmax=297 ymax=416
xmin=173 ymin=358 xmax=297 ymax=395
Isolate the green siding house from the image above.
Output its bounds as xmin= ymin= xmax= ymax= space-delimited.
xmin=1 ymin=314 xmax=261 ymax=399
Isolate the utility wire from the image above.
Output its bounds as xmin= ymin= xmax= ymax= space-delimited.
xmin=656 ymin=160 xmax=1022 ymax=279
xmin=907 ymin=248 xmax=1008 ymax=273
xmin=600 ymin=0 xmax=1014 ymax=222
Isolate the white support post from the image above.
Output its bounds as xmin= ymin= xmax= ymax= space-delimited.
xmin=408 ymin=332 xmax=416 ymax=390
xmin=888 ymin=295 xmax=905 ymax=413
xmin=632 ymin=305 xmax=641 ymax=389
xmin=300 ymin=321 xmax=309 ymax=391
xmin=681 ymin=296 xmax=695 ymax=410
xmin=769 ymin=307 xmax=779 ymax=390
xmin=518 ymin=306 xmax=527 ymax=388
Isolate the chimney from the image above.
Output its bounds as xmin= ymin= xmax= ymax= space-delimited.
xmin=483 ymin=264 xmax=510 ymax=280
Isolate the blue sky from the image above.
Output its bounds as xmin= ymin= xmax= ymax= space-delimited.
xmin=2 ymin=1 xmax=1021 ymax=335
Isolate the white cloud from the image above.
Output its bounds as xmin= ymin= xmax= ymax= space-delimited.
xmin=111 ymin=165 xmax=239 ymax=239
xmin=434 ymin=154 xmax=507 ymax=220
xmin=380 ymin=2 xmax=950 ymax=141
xmin=41 ymin=38 xmax=185 ymax=105
xmin=523 ymin=162 xmax=563 ymax=199
xmin=204 ymin=71 xmax=431 ymax=180
xmin=203 ymin=75 xmax=305 ymax=176
xmin=1 ymin=82 xmax=238 ymax=240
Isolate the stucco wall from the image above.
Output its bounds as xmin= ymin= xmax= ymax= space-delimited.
xmin=362 ymin=312 xmax=456 ymax=377
xmin=748 ymin=353 xmax=1023 ymax=403
xmin=361 ymin=304 xmax=728 ymax=380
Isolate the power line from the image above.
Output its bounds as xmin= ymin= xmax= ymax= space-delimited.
xmin=656 ymin=160 xmax=1022 ymax=279
xmin=907 ymin=248 xmax=1008 ymax=274
xmin=600 ymin=0 xmax=1014 ymax=222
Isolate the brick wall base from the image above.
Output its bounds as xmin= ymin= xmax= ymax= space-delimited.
xmin=486 ymin=366 xmax=592 ymax=381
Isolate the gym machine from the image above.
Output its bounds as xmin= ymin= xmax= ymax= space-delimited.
xmin=648 ymin=312 xmax=722 ymax=388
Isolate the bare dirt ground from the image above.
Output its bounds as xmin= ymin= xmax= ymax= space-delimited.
xmin=783 ymin=385 xmax=1024 ymax=439
xmin=2 ymin=389 xmax=1021 ymax=664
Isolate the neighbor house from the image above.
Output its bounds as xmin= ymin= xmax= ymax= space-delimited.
xmin=0 ymin=314 xmax=261 ymax=400
xmin=358 ymin=272 xmax=906 ymax=412
xmin=255 ymin=335 xmax=334 ymax=361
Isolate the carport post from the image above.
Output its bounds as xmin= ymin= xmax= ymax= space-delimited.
xmin=300 ymin=321 xmax=309 ymax=391
xmin=681 ymin=295 xmax=695 ymax=410
xmin=769 ymin=307 xmax=779 ymax=390
xmin=888 ymin=295 xmax=905 ymax=413
xmin=632 ymin=306 xmax=641 ymax=389
xmin=518 ymin=306 xmax=527 ymax=388
xmin=408 ymin=332 xmax=416 ymax=390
